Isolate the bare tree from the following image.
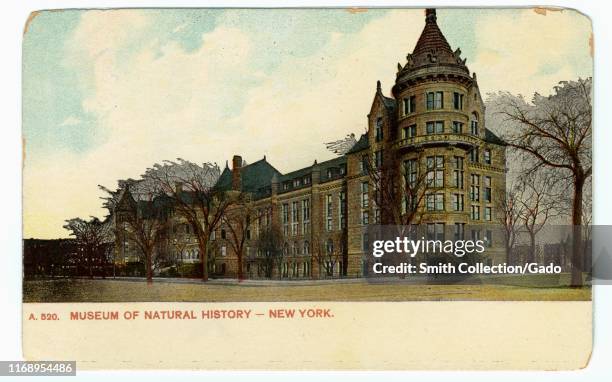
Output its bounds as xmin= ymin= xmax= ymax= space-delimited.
xmin=143 ymin=159 xmax=232 ymax=281
xmin=256 ymin=224 xmax=284 ymax=279
xmin=325 ymin=133 xmax=357 ymax=156
xmin=516 ymin=173 xmax=562 ymax=263
xmin=101 ymin=184 xmax=169 ymax=283
xmin=63 ymin=217 xmax=109 ymax=278
xmin=364 ymin=149 xmax=429 ymax=227
xmin=310 ymin=230 xmax=344 ymax=279
xmin=222 ymin=197 xmax=260 ymax=281
xmin=496 ymin=184 xmax=524 ymax=265
xmin=491 ymin=78 xmax=592 ymax=286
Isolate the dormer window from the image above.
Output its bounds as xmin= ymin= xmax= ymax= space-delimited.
xmin=470 ymin=112 xmax=479 ymax=135
xmin=375 ymin=117 xmax=383 ymax=142
xmin=293 ymin=179 xmax=301 ymax=187
xmin=327 ymin=168 xmax=333 ymax=179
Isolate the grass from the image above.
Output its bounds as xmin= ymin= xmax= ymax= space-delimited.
xmin=23 ymin=277 xmax=591 ymax=302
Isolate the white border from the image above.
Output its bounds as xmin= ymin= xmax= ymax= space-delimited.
xmin=2 ymin=1 xmax=612 ymax=381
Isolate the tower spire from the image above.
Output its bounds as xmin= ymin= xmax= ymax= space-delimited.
xmin=425 ymin=8 xmax=437 ymax=24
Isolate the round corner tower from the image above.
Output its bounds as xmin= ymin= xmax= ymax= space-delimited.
xmin=367 ymin=8 xmax=507 ymax=264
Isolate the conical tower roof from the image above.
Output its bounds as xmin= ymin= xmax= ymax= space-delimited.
xmin=412 ymin=9 xmax=453 ymax=58
xmin=393 ymin=8 xmax=471 ymax=95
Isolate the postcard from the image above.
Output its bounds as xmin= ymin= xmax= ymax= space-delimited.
xmin=22 ymin=7 xmax=593 ymax=370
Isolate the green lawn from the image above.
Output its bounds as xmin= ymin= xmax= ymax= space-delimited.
xmin=23 ymin=278 xmax=591 ymax=302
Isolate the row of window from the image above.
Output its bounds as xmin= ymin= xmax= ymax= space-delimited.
xmin=282 ymin=199 xmax=311 ymax=236
xmin=404 ymin=156 xmax=494 ymax=190
xmin=401 ymin=91 xmax=467 ymax=115
xmin=425 ymin=194 xmax=493 ymax=221
xmin=399 ymin=116 xmax=479 ymax=140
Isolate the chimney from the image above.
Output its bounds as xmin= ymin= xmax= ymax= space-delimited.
xmin=232 ymin=155 xmax=242 ymax=191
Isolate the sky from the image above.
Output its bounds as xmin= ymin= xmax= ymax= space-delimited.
xmin=22 ymin=8 xmax=593 ymax=239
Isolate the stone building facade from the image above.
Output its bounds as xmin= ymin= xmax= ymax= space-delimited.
xmin=113 ymin=9 xmax=507 ymax=279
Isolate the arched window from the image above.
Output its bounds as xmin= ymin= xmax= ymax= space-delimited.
xmin=470 ymin=112 xmax=479 ymax=135
xmin=283 ymin=243 xmax=289 ymax=256
xmin=293 ymin=241 xmax=299 ymax=256
xmin=303 ymin=241 xmax=310 ymax=255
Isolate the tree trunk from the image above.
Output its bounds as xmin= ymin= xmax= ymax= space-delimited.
xmin=571 ymin=175 xmax=585 ymax=287
xmin=198 ymin=240 xmax=209 ymax=282
xmin=146 ymin=251 xmax=153 ymax=285
xmin=529 ymin=233 xmax=536 ymax=264
xmin=237 ymin=251 xmax=244 ymax=281
xmin=88 ymin=249 xmax=93 ymax=279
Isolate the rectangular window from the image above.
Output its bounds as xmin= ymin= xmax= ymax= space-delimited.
xmin=484 ymin=149 xmax=491 ymax=165
xmin=426 ymin=91 xmax=443 ymax=110
xmin=403 ymin=95 xmax=416 ymax=114
xmin=291 ymin=201 xmax=299 ymax=236
xmin=404 ymin=159 xmax=418 ymax=188
xmin=452 ymin=121 xmax=463 ymax=133
xmin=282 ymin=203 xmax=289 ymax=236
xmin=402 ymin=124 xmax=417 ymax=139
xmin=453 ymin=92 xmax=464 ymax=110
xmin=426 ymin=121 xmax=444 ymax=134
xmin=361 ymin=182 xmax=369 ymax=208
xmin=484 ymin=176 xmax=492 ymax=202
xmin=484 ymin=206 xmax=492 ymax=221
xmin=471 ymin=205 xmax=480 ymax=220
xmin=282 ymin=204 xmax=289 ymax=224
xmin=426 ymin=156 xmax=444 ymax=188
xmin=360 ymin=155 xmax=368 ymax=174
xmin=362 ymin=233 xmax=369 ymax=251
xmin=326 ymin=194 xmax=333 ymax=231
xmin=426 ymin=193 xmax=444 ymax=211
xmin=375 ymin=117 xmax=383 ymax=142
xmin=374 ymin=150 xmax=383 ymax=168
xmin=471 ymin=118 xmax=479 ymax=135
xmin=452 ymin=156 xmax=464 ymax=189
xmin=427 ymin=223 xmax=445 ymax=241
xmin=470 ymin=174 xmax=480 ymax=202
xmin=339 ymin=192 xmax=347 ymax=229
xmin=362 ymin=210 xmax=369 ymax=225
xmin=471 ymin=229 xmax=481 ymax=241
xmin=452 ymin=193 xmax=464 ymax=211
xmin=454 ymin=223 xmax=465 ymax=241
xmin=469 ymin=147 xmax=479 ymax=163
xmin=485 ymin=230 xmax=493 ymax=247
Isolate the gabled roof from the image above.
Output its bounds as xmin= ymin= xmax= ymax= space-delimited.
xmin=347 ymin=133 xmax=369 ymax=154
xmin=215 ymin=157 xmax=282 ymax=194
xmin=484 ymin=128 xmax=506 ymax=146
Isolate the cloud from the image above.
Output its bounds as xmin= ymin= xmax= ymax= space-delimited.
xmin=470 ymin=8 xmax=592 ymax=97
